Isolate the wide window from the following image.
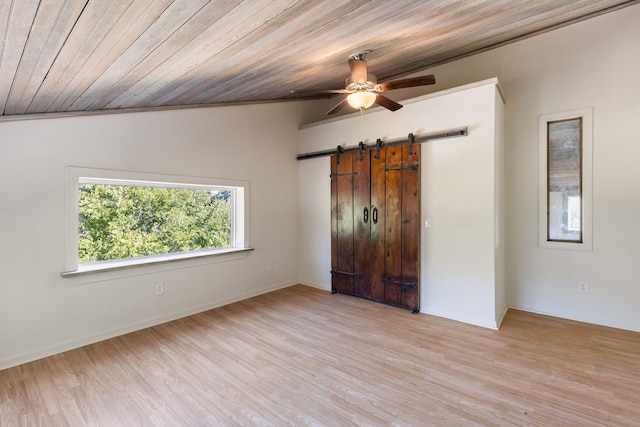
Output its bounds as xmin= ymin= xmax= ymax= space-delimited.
xmin=539 ymin=108 xmax=593 ymax=250
xmin=64 ymin=168 xmax=249 ymax=275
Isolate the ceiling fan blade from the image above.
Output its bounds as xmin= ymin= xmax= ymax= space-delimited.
xmin=326 ymin=98 xmax=348 ymax=115
xmin=375 ymin=94 xmax=403 ymax=111
xmin=379 ymin=74 xmax=436 ymax=91
xmin=291 ymin=89 xmax=349 ymax=95
xmin=348 ymin=59 xmax=368 ymax=84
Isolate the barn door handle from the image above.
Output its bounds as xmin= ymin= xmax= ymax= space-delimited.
xmin=372 ymin=207 xmax=378 ymax=224
xmin=363 ymin=207 xmax=369 ymax=223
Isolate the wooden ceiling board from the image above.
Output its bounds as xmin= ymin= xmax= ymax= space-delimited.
xmin=41 ymin=0 xmax=175 ymax=113
xmin=69 ymin=0 xmax=214 ymax=112
xmin=194 ymin=1 xmax=458 ymax=104
xmin=0 ymin=0 xmax=637 ymax=117
xmin=4 ymin=0 xmax=88 ymax=115
xmin=104 ymin=0 xmax=308 ymax=110
xmin=25 ymin=0 xmax=135 ymax=114
xmin=159 ymin=0 xmax=374 ymax=107
xmin=0 ymin=0 xmax=42 ymax=114
xmin=368 ymin=2 xmax=554 ymax=76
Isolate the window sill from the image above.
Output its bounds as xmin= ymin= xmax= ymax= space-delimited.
xmin=61 ymin=247 xmax=254 ymax=278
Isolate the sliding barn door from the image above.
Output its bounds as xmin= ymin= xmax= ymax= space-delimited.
xmin=331 ymin=142 xmax=420 ymax=312
xmin=374 ymin=144 xmax=420 ymax=312
xmin=330 ymin=151 xmax=371 ymax=298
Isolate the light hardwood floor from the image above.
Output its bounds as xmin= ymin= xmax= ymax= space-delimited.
xmin=1 ymin=285 xmax=639 ymax=426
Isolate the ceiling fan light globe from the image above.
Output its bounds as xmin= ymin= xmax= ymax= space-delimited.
xmin=347 ymin=92 xmax=377 ymax=110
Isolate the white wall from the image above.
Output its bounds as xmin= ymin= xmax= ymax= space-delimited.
xmin=306 ymin=4 xmax=640 ymax=331
xmin=498 ymin=6 xmax=640 ymax=331
xmin=448 ymin=5 xmax=640 ymax=332
xmin=298 ymin=80 xmax=504 ymax=329
xmin=301 ymin=4 xmax=640 ymax=332
xmin=0 ymin=102 xmax=311 ymax=370
xmin=494 ymin=90 xmax=507 ymax=327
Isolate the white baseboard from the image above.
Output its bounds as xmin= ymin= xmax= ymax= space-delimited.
xmin=507 ymin=302 xmax=640 ymax=333
xmin=419 ymin=308 xmax=501 ymax=330
xmin=297 ymin=281 xmax=330 ymax=291
xmin=495 ymin=302 xmax=509 ymax=329
xmin=0 ymin=281 xmax=296 ymax=371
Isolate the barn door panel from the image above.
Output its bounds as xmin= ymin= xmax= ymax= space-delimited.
xmin=370 ymin=148 xmax=386 ymax=303
xmin=352 ymin=151 xmax=371 ymax=299
xmin=331 ymin=142 xmax=420 ymax=312
xmin=331 ymin=151 xmax=372 ymax=296
xmin=382 ymin=146 xmax=404 ymax=307
xmin=399 ymin=143 xmax=420 ymax=311
xmin=375 ymin=143 xmax=420 ymax=312
xmin=330 ymin=153 xmax=355 ymax=295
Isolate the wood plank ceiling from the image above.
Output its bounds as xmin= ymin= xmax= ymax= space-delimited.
xmin=0 ymin=0 xmax=636 ymax=118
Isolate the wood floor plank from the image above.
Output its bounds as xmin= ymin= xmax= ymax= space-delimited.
xmin=1 ymin=284 xmax=639 ymax=425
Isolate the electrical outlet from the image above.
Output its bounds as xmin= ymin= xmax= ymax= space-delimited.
xmin=155 ymin=283 xmax=164 ymax=296
xmin=267 ymin=262 xmax=274 ymax=271
xmin=578 ymin=281 xmax=588 ymax=293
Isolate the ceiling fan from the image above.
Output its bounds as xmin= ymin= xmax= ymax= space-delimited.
xmin=291 ymin=51 xmax=436 ymax=115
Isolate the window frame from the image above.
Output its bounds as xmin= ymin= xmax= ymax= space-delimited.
xmin=63 ymin=167 xmax=251 ymax=276
xmin=538 ymin=108 xmax=593 ymax=250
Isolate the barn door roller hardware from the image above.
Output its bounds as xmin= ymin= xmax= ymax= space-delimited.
xmin=408 ymin=133 xmax=415 ymax=156
xmin=297 ymin=127 xmax=467 ymax=161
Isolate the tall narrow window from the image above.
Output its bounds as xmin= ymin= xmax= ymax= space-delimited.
xmin=539 ymin=108 xmax=593 ymax=250
xmin=547 ymin=117 xmax=582 ymax=242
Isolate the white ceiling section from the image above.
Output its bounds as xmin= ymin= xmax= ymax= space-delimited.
xmin=0 ymin=0 xmax=636 ymax=117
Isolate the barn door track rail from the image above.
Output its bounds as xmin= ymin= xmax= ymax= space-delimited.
xmin=296 ymin=127 xmax=468 ymax=161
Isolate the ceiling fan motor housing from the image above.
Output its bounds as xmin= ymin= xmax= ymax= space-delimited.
xmin=345 ymin=73 xmax=379 ymax=92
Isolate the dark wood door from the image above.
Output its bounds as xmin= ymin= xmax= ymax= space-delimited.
xmin=375 ymin=143 xmax=420 ymax=312
xmin=331 ymin=144 xmax=420 ymax=312
xmin=330 ymin=151 xmax=370 ymax=297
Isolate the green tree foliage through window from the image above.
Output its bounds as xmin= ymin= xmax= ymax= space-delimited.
xmin=78 ymin=183 xmax=232 ymax=263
